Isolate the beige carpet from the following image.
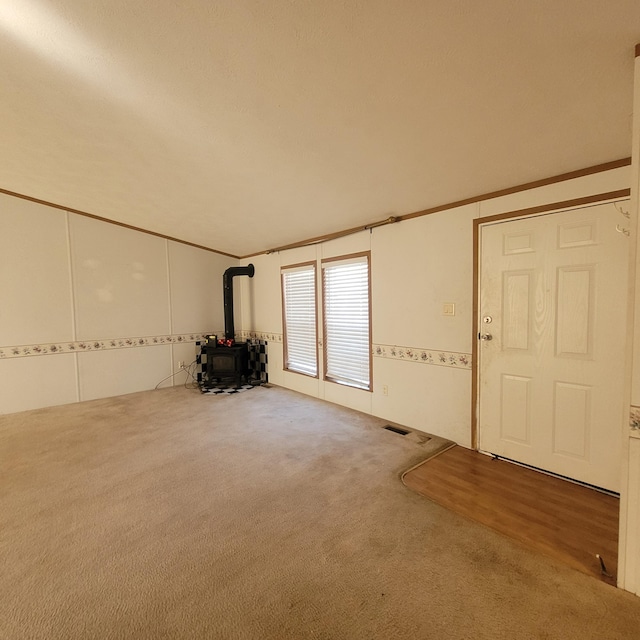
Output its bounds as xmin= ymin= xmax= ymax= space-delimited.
xmin=1 ymin=385 xmax=640 ymax=639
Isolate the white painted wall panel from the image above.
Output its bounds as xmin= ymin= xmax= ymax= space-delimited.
xmin=266 ymin=343 xmax=284 ymax=387
xmin=1 ymin=197 xmax=235 ymax=414
xmin=240 ymin=254 xmax=283 ymax=335
xmin=69 ymin=216 xmax=171 ymax=340
xmin=622 ymin=436 xmax=640 ymax=594
xmin=279 ymin=246 xmax=318 ymax=266
xmin=171 ymin=341 xmax=201 ymax=387
xmin=280 ymin=369 xmax=321 ymax=397
xmin=0 ymin=354 xmax=78 ymax=414
xmin=169 ymin=241 xmax=233 ymax=334
xmin=371 ymin=357 xmax=471 ymax=447
xmin=371 ymin=204 xmax=475 ymax=352
xmin=620 ymin=54 xmax=640 ymax=594
xmin=323 ymin=380 xmax=372 ymax=414
xmin=0 ymin=195 xmax=74 ymax=345
xmin=320 ymin=232 xmax=370 ymax=260
xmin=77 ymin=344 xmax=172 ymax=401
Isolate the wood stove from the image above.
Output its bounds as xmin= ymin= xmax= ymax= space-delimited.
xmin=204 ymin=264 xmax=255 ymax=388
xmin=205 ymin=342 xmax=249 ymax=388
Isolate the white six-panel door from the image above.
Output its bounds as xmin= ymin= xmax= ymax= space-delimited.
xmin=478 ymin=202 xmax=629 ymax=492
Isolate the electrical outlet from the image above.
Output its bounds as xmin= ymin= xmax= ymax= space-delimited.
xmin=178 ymin=361 xmax=185 ymax=369
xmin=383 ymin=385 xmax=389 ymax=396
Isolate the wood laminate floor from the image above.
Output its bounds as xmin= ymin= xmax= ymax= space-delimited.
xmin=403 ymin=446 xmax=619 ymax=584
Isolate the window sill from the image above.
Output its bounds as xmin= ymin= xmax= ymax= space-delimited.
xmin=284 ymin=367 xmax=319 ymax=379
xmin=324 ymin=376 xmax=371 ymax=392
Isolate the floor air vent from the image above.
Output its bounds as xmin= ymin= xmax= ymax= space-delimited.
xmin=383 ymin=425 xmax=410 ymax=436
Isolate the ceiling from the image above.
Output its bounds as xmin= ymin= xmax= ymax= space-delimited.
xmin=1 ymin=1 xmax=639 ymax=257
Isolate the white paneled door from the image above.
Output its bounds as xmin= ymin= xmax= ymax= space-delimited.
xmin=478 ymin=202 xmax=629 ymax=492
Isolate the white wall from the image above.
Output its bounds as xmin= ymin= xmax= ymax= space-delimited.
xmin=618 ymin=51 xmax=640 ymax=596
xmin=0 ymin=194 xmax=236 ymax=413
xmin=238 ymin=165 xmax=630 ymax=447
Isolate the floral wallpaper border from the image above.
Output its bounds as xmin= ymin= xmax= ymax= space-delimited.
xmin=373 ymin=343 xmax=472 ymax=369
xmin=0 ymin=331 xmax=466 ymax=368
xmin=236 ymin=330 xmax=283 ymax=343
xmin=0 ymin=331 xmax=228 ymax=359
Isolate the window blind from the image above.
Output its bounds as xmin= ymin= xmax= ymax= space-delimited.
xmin=282 ymin=265 xmax=317 ymax=376
xmin=322 ymin=256 xmax=370 ymax=390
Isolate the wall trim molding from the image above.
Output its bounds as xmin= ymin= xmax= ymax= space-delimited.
xmin=1 ymin=158 xmax=630 ymax=261
xmin=400 ymin=159 xmax=631 ymax=223
xmin=373 ymin=343 xmax=472 ymax=370
xmin=241 ymin=158 xmax=631 ymax=258
xmin=0 ymin=187 xmax=239 ymax=259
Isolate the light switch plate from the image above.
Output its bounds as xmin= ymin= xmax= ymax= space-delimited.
xmin=443 ymin=303 xmax=455 ymax=316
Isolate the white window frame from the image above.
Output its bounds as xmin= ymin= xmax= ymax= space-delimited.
xmin=321 ymin=252 xmax=372 ymax=391
xmin=281 ymin=262 xmax=318 ymax=377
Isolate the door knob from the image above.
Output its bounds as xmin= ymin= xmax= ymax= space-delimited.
xmin=479 ymin=333 xmax=493 ymax=341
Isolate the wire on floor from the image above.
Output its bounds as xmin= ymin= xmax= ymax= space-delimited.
xmin=154 ymin=359 xmax=199 ymax=390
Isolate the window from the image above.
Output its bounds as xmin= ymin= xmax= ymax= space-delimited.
xmin=281 ymin=263 xmax=318 ymax=377
xmin=322 ymin=253 xmax=371 ymax=390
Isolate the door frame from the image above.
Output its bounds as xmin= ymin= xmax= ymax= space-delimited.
xmin=471 ymin=189 xmax=630 ymax=449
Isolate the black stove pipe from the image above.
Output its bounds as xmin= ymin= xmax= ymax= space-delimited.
xmin=223 ymin=264 xmax=255 ymax=340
